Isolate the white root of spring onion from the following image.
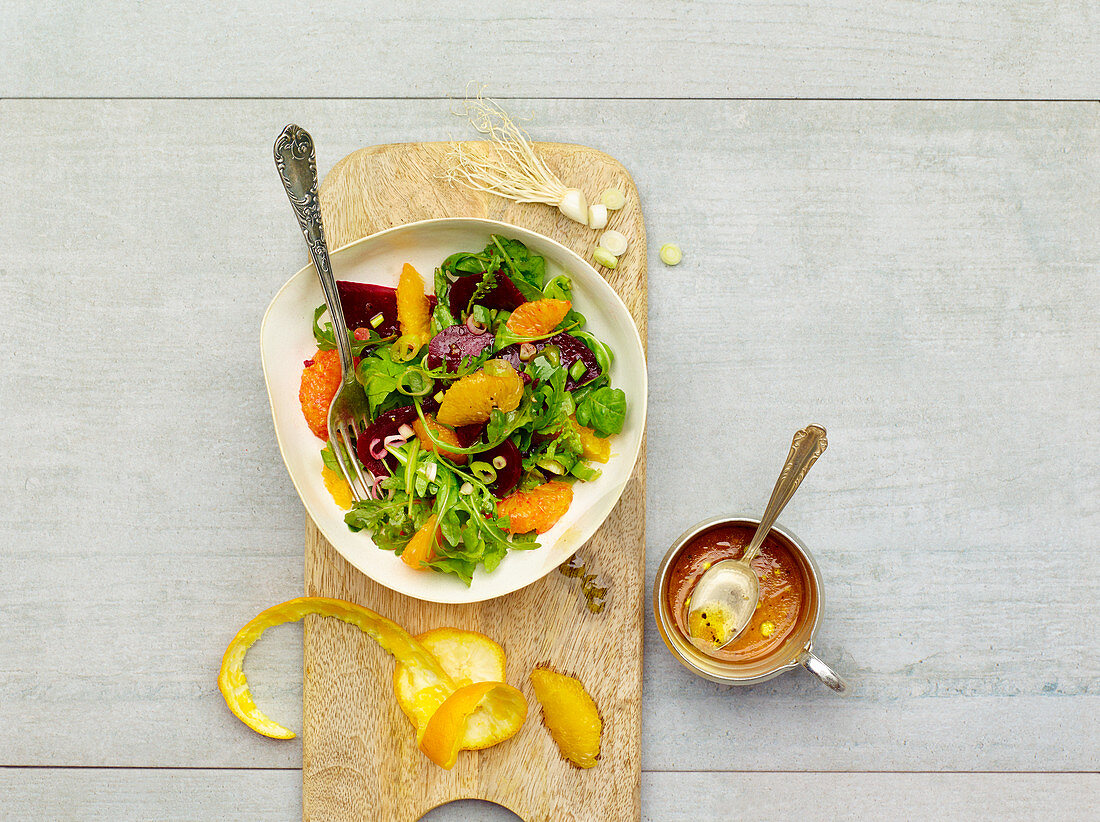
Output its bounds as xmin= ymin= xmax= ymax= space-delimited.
xmin=659 ymin=243 xmax=683 ymax=265
xmin=599 ymin=229 xmax=628 ymax=256
xmin=587 ymin=203 xmax=608 ymax=230
xmin=444 ymin=94 xmax=590 ymax=225
xmin=593 ymin=247 xmax=618 ymax=269
xmin=600 ymin=188 xmax=626 ymax=210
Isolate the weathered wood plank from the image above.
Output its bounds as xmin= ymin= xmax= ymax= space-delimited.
xmin=2 ymin=769 xmax=1096 ymax=820
xmin=3 ymin=2 xmax=1098 ymax=99
xmin=0 ymin=100 xmax=1096 ymax=774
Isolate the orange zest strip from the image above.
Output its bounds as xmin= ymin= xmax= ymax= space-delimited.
xmin=217 ymin=596 xmax=453 ymax=740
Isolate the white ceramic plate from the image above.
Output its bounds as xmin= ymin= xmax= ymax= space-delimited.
xmin=261 ymin=218 xmax=647 ymax=603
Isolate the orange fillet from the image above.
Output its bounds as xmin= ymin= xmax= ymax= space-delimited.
xmin=496 ymin=481 xmax=573 ymax=535
xmin=401 ymin=514 xmax=441 ymax=570
xmin=505 ymin=299 xmax=571 ymax=337
xmin=299 ymin=348 xmax=342 ymax=440
xmin=397 ymin=262 xmax=432 ymax=344
xmin=436 ymin=361 xmax=524 ymax=427
xmin=529 ymin=667 xmax=602 ymax=769
xmin=413 ymin=415 xmax=469 ymax=464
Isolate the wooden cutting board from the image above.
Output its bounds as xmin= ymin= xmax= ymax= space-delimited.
xmin=303 ymin=141 xmax=647 ymax=822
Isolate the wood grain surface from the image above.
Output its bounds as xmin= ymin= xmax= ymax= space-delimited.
xmin=302 ymin=142 xmax=647 ymax=821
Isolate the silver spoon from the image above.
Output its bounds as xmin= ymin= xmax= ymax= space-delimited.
xmin=685 ymin=425 xmax=828 ymax=652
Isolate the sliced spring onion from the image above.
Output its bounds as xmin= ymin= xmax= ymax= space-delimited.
xmin=434 ymin=391 xmax=445 ymax=404
xmin=569 ymin=359 xmax=587 ymax=381
xmin=537 ymin=457 xmax=565 ymax=475
xmin=383 ymin=433 xmax=407 ymax=449
xmin=421 ymin=461 xmax=438 ymax=483
xmin=599 ymin=230 xmax=628 ymax=256
xmin=369 ymin=312 xmax=385 ymax=328
xmin=557 ymin=189 xmax=589 ymax=225
xmin=397 ymin=367 xmax=434 ymax=397
xmin=369 ymin=438 xmax=387 ymax=460
xmin=470 ymin=461 xmax=498 ymax=483
xmin=492 ymin=455 xmax=508 ymax=470
xmin=397 ymin=423 xmax=416 ymax=440
xmin=587 ymin=204 xmax=608 ymax=230
xmin=541 ymin=345 xmax=561 ymax=368
xmin=459 ymin=481 xmax=474 ymax=496
xmin=659 ymin=243 xmax=682 ymax=266
xmin=593 ymin=248 xmax=617 ymax=269
xmin=600 ymin=188 xmax=625 ymax=210
xmin=518 ymin=342 xmax=537 ymax=361
xmin=393 ymin=335 xmax=421 ymax=362
xmin=465 ymin=314 xmax=487 ymax=334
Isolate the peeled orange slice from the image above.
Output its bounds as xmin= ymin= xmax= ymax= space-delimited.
xmin=530 ymin=667 xmax=602 ymax=769
xmin=321 ymin=464 xmax=354 ymax=510
xmin=505 ymin=298 xmax=571 ymax=337
xmin=396 ymin=262 xmax=432 ymax=344
xmin=497 ymin=481 xmax=574 ymax=535
xmin=436 ymin=361 xmax=524 ymax=427
xmin=412 ymin=415 xmax=468 ymax=464
xmin=401 ymin=514 xmax=441 ymax=570
xmin=572 ymin=417 xmax=611 ymax=463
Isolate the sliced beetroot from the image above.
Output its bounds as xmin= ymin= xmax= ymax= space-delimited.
xmin=336 ymin=281 xmax=436 ymax=338
xmin=426 ymin=324 xmax=494 ymax=371
xmin=479 ymin=438 xmax=522 ymax=498
xmin=355 ymin=405 xmax=419 ymax=476
xmin=496 ymin=332 xmax=601 ymax=391
xmin=448 ymin=271 xmax=527 ymax=318
xmin=454 ymin=422 xmax=485 ymax=448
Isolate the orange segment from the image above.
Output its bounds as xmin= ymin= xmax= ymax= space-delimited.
xmin=505 ymin=298 xmax=571 ymax=337
xmin=436 ymin=361 xmax=524 ymax=427
xmin=397 ymin=262 xmax=432 ymax=344
xmin=413 ymin=415 xmax=469 ymax=464
xmin=321 ymin=464 xmax=353 ymax=509
xmin=299 ymin=348 xmax=342 ymax=440
xmin=529 ymin=667 xmax=602 ymax=769
xmin=394 ymin=628 xmax=510 ymax=749
xmin=419 ymin=681 xmax=528 ymax=770
xmin=401 ymin=514 xmax=441 ymax=570
xmin=497 ymin=481 xmax=574 ymax=534
xmin=573 ymin=417 xmax=611 ymax=463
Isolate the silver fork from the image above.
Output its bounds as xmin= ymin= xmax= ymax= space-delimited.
xmin=274 ymin=124 xmax=372 ymax=502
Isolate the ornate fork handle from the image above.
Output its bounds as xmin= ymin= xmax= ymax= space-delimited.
xmin=273 ymin=124 xmax=355 ymax=379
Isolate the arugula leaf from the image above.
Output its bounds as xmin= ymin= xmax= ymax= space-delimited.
xmin=355 ymin=347 xmax=407 ymax=416
xmin=575 ymin=386 xmax=627 ymax=437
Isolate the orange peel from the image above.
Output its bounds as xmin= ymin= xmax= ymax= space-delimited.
xmin=530 ymin=667 xmax=602 ymax=768
xmin=218 ymin=598 xmax=527 ymax=770
xmin=394 ymin=628 xmax=509 ymax=748
xmin=218 ymin=597 xmax=452 ymax=740
xmin=419 ymin=680 xmax=528 ymax=770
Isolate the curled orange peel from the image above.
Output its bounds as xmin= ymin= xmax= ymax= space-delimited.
xmin=217 ymin=597 xmax=452 ymax=740
xmin=218 ymin=598 xmax=528 ymax=770
xmin=419 ymin=680 xmax=528 ymax=770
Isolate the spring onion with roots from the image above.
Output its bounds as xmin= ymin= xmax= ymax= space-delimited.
xmin=445 ymin=94 xmax=590 ymax=225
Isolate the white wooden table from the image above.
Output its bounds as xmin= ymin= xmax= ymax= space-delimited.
xmin=2 ymin=4 xmax=1097 ymax=819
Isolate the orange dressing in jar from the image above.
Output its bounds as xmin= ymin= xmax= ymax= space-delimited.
xmin=666 ymin=524 xmax=807 ymax=663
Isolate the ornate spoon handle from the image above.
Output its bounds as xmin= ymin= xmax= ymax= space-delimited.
xmin=742 ymin=425 xmax=828 ymax=563
xmin=273 ymin=124 xmax=354 ymax=379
